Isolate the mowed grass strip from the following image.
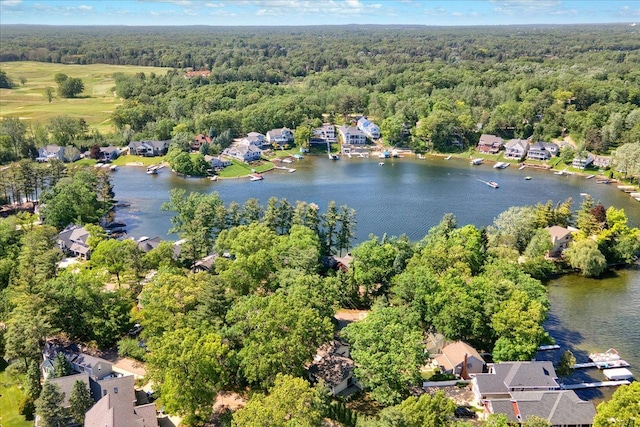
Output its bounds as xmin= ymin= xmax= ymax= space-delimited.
xmin=0 ymin=61 xmax=170 ymax=133
xmin=0 ymin=362 xmax=32 ymax=427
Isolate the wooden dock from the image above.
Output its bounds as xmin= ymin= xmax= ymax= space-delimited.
xmin=617 ymin=185 xmax=637 ymax=193
xmin=561 ymin=380 xmax=630 ymax=390
xmin=572 ymin=360 xmax=630 ymax=370
xmin=537 ymin=344 xmax=561 ymax=351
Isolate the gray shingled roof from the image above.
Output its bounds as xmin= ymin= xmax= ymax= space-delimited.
xmin=490 ymin=390 xmax=596 ymax=425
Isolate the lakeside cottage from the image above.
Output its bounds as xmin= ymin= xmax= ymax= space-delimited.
xmin=312 ymin=123 xmax=337 ymax=144
xmin=308 ymin=339 xmax=361 ymax=396
xmin=222 ymin=143 xmax=262 ymax=163
xmin=128 ymin=140 xmax=170 ymax=157
xmin=572 ymin=153 xmax=595 ymax=169
xmin=266 ymin=128 xmax=294 ymax=147
xmin=57 ymin=224 xmax=92 ymax=260
xmin=547 ymin=225 xmax=575 ymax=257
xmin=527 ymin=141 xmax=558 ymax=161
xmin=504 ymin=138 xmax=530 ymax=160
xmin=477 ymin=134 xmax=504 ymax=154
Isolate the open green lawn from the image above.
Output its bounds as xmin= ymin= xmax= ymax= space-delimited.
xmin=111 ymin=154 xmax=166 ymax=167
xmin=0 ymin=61 xmax=170 ymax=134
xmin=218 ymin=159 xmax=274 ymax=178
xmin=0 ymin=362 xmax=32 ymax=427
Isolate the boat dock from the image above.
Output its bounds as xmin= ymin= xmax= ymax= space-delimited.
xmin=617 ymin=185 xmax=637 ymax=193
xmin=572 ymin=360 xmax=630 ymax=370
xmin=561 ymin=380 xmax=631 ymax=390
xmin=537 ymin=344 xmax=561 ymax=351
xmin=273 ymin=165 xmax=296 ymax=173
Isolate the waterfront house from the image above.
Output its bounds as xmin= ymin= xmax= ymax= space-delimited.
xmin=485 ymin=390 xmax=596 ymax=426
xmin=193 ymin=254 xmax=218 ymax=273
xmin=477 ymin=134 xmax=504 ymax=154
xmin=136 ymin=236 xmax=163 ymax=253
xmin=433 ymin=341 xmax=485 ymax=378
xmin=338 ymin=126 xmax=367 ymax=145
xmin=37 ymin=145 xmax=81 ymax=163
xmin=204 ymin=154 xmax=232 ymax=170
xmin=527 ymin=141 xmax=558 ymax=161
xmin=593 ymin=155 xmax=611 ymax=169
xmin=266 ymin=128 xmax=294 ymax=147
xmin=504 ymin=139 xmax=530 ymax=160
xmin=57 ymin=224 xmax=92 ymax=260
xmin=128 ymin=140 xmax=170 ymax=157
xmin=547 ymin=226 xmax=574 ymax=257
xmin=572 ymin=153 xmax=595 ymax=169
xmin=99 ymin=146 xmax=120 ymax=162
xmin=222 ymin=142 xmax=262 ymax=163
xmin=312 ymin=124 xmax=337 ymax=143
xmin=308 ymin=339 xmax=361 ymax=396
xmin=244 ymin=132 xmax=269 ymax=149
xmin=356 ymin=117 xmax=381 ymax=140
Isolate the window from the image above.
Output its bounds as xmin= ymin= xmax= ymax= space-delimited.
xmin=114 ymin=387 xmax=118 ymax=394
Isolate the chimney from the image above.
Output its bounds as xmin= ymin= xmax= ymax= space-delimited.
xmin=460 ymin=353 xmax=469 ymax=380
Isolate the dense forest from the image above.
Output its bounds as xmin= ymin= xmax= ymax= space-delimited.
xmin=1 ymin=24 xmax=640 ymax=172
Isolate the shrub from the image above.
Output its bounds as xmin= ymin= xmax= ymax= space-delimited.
xmin=19 ymin=397 xmax=36 ymax=420
xmin=117 ymin=337 xmax=146 ymax=361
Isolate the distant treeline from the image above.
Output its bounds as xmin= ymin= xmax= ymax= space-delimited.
xmin=2 ymin=24 xmax=640 ymax=73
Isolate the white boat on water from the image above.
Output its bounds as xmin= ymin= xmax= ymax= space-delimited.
xmin=494 ymin=162 xmax=505 ymax=169
xmin=519 ymin=164 xmax=526 ymax=170
xmin=589 ymin=348 xmax=620 ymax=363
xmin=249 ymin=173 xmax=263 ymax=181
xmin=378 ymin=162 xmax=385 ymax=166
xmin=445 ymin=155 xmax=452 ymax=160
xmin=470 ymin=158 xmax=484 ymax=165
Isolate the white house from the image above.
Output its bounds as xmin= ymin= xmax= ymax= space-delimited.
xmin=37 ymin=145 xmax=80 ymax=163
xmin=338 ymin=126 xmax=367 ymax=145
xmin=222 ymin=143 xmax=262 ymax=163
xmin=504 ymin=138 xmax=530 ymax=160
xmin=266 ymin=128 xmax=294 ymax=147
xmin=572 ymin=153 xmax=595 ymax=169
xmin=243 ymin=132 xmax=269 ymax=149
xmin=128 ymin=140 xmax=170 ymax=157
xmin=204 ymin=155 xmax=231 ymax=170
xmin=312 ymin=124 xmax=337 ymax=143
xmin=357 ymin=117 xmax=380 ymax=140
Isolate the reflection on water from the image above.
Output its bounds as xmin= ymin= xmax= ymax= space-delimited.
xmin=111 ymin=156 xmax=640 ymax=403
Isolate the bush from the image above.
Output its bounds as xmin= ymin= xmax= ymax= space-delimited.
xmin=19 ymin=397 xmax=36 ymax=420
xmin=117 ymin=337 xmax=146 ymax=361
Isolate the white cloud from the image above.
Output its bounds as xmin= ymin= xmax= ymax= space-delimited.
xmin=77 ymin=4 xmax=93 ymax=11
xmin=248 ymin=0 xmax=383 ymax=17
xmin=424 ymin=7 xmax=447 ymax=16
xmin=0 ymin=0 xmax=22 ymax=6
xmin=205 ymin=2 xmax=225 ymax=7
xmin=490 ymin=0 xmax=563 ymax=15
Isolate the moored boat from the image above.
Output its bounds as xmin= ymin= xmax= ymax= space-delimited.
xmin=589 ymin=348 xmax=620 ymax=363
xmin=249 ymin=173 xmax=263 ymax=181
xmin=470 ymin=158 xmax=484 ymax=165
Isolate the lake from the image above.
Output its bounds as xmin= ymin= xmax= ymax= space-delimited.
xmin=111 ymin=155 xmax=640 ymax=397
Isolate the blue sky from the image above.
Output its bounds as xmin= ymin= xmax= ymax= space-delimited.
xmin=1 ymin=0 xmax=639 ymax=26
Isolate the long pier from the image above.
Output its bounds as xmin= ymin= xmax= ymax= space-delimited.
xmin=572 ymin=360 xmax=630 ymax=370
xmin=561 ymin=380 xmax=630 ymax=390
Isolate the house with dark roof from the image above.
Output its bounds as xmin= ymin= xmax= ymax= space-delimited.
xmin=434 ymin=341 xmax=485 ymax=378
xmin=42 ymin=340 xmax=113 ymax=380
xmin=136 ymin=236 xmax=163 ymax=253
xmin=357 ymin=117 xmax=380 ymax=140
xmin=99 ymin=146 xmax=120 ymax=162
xmin=477 ymin=134 xmax=504 ymax=154
xmin=57 ymin=224 xmax=92 ymax=259
xmin=472 ymin=361 xmax=560 ymax=404
xmin=266 ymin=128 xmax=294 ymax=147
xmin=308 ymin=340 xmax=361 ymax=396
xmin=128 ymin=140 xmax=170 ymax=157
xmin=48 ymin=372 xmax=91 ymax=409
xmin=504 ymin=139 xmax=531 ymax=160
xmin=486 ymin=390 xmax=596 ymax=426
xmin=193 ymin=254 xmax=218 ymax=273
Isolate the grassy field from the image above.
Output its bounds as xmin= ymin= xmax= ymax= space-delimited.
xmin=0 ymin=61 xmax=170 ymax=134
xmin=0 ymin=361 xmax=32 ymax=427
